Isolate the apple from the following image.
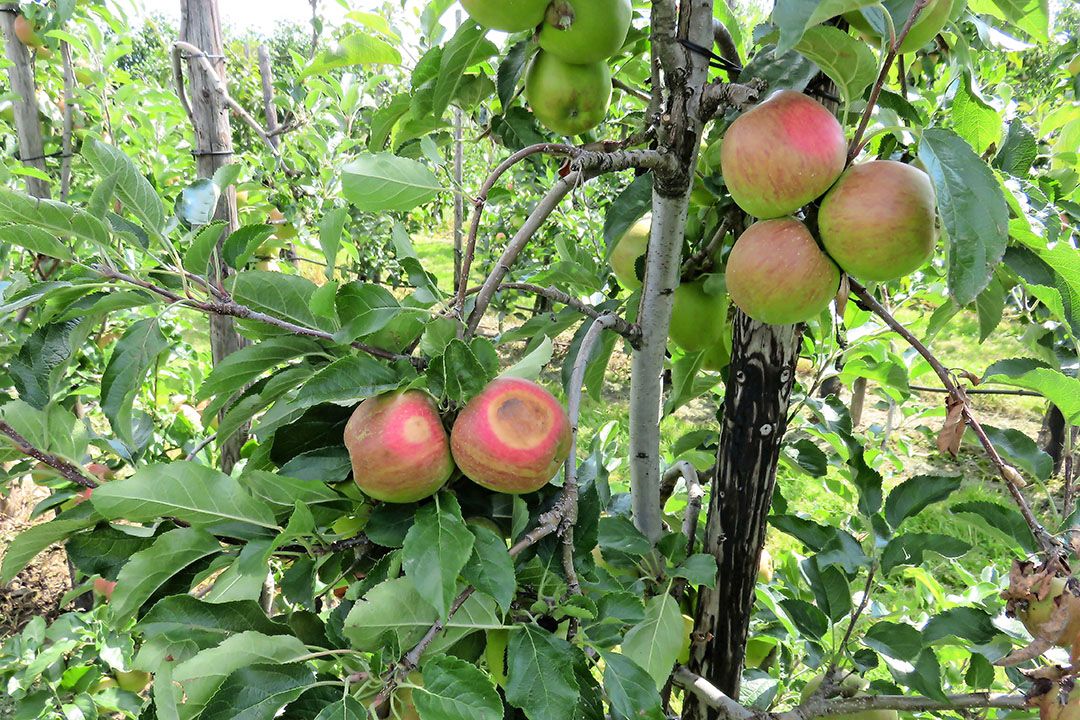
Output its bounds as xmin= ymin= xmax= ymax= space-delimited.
xmin=668 ymin=279 xmax=728 ymax=354
xmin=343 ymin=390 xmax=454 ymax=503
xmin=610 ymin=215 xmax=650 ymax=290
xmin=538 ymin=0 xmax=632 ymax=64
xmin=1016 ymin=575 xmax=1080 ymax=649
xmin=758 ymin=547 xmax=774 ymax=584
xmin=845 ymin=0 xmax=954 ymax=54
xmin=719 ymin=90 xmax=847 ymax=219
xmin=524 ymin=51 xmax=611 ymax=136
xmin=817 ymin=160 xmax=937 ymax=282
xmin=14 ymin=15 xmax=44 ymax=49
xmin=725 ymin=218 xmax=840 ymax=325
xmin=460 ymin=0 xmax=550 ymax=33
xmin=450 ymin=377 xmax=571 ymax=494
xmin=1036 ymin=677 xmax=1080 ymax=720
xmin=116 ymin=669 xmax=151 ymax=693
xmin=802 ymin=673 xmax=898 ymax=720
xmin=93 ymin=577 xmax=116 ymax=601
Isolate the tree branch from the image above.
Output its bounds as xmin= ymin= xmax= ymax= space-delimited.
xmin=699 ymin=80 xmax=763 ymax=121
xmin=847 ymin=0 xmax=930 ymax=160
xmin=849 ymin=279 xmax=1059 ymax=555
xmin=95 ymin=266 xmax=416 ymax=365
xmin=0 ymin=421 xmax=98 ymax=489
xmin=674 ymin=667 xmax=754 ymax=720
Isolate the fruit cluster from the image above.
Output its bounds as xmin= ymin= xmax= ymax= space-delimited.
xmin=343 ymin=377 xmax=571 ymax=503
xmin=610 ymin=90 xmax=940 ymax=333
xmin=460 ymin=0 xmax=632 ymax=136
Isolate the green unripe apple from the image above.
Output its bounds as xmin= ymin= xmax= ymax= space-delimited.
xmin=460 ymin=0 xmax=550 ymax=32
xmin=610 ymin=215 xmax=650 ymax=290
xmin=818 ymin=160 xmax=937 ymax=282
xmin=538 ymin=0 xmax=632 ymax=64
xmin=524 ymin=51 xmax=611 ymax=136
xmin=802 ymin=674 xmax=898 ymax=720
xmin=845 ymin=0 xmax=954 ymax=53
xmin=758 ymin=547 xmax=774 ymax=584
xmin=669 ymin=279 xmax=728 ymax=354
xmin=116 ymin=669 xmax=151 ymax=693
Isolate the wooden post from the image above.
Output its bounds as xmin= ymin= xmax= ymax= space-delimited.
xmin=256 ymin=44 xmax=279 ymax=150
xmin=179 ymin=0 xmax=246 ymax=473
xmin=452 ymin=10 xmax=465 ymax=293
xmin=0 ymin=6 xmax=50 ymax=200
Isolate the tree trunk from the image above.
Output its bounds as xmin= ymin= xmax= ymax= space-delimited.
xmin=683 ymin=312 xmax=801 ymax=716
xmin=179 ymin=0 xmax=246 ymax=473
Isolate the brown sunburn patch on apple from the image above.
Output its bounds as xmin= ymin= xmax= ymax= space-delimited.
xmin=490 ymin=393 xmax=552 ymax=450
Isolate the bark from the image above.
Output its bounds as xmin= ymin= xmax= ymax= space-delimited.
xmin=684 ymin=313 xmax=801 ymax=715
xmin=179 ymin=0 xmax=246 ymax=473
xmin=256 ymin=45 xmax=279 ymax=150
xmin=850 ymin=377 xmax=868 ymax=427
xmin=627 ymin=0 xmax=714 ymax=544
xmin=1040 ymin=405 xmax=1066 ymax=476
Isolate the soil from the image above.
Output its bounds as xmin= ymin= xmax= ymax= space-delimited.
xmin=0 ymin=476 xmax=74 ymax=638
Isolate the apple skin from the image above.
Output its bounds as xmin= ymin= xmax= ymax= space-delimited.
xmin=450 ymin=377 xmax=571 ymax=494
xmin=758 ymin=547 xmax=774 ymax=584
xmin=1037 ymin=678 xmax=1080 ymax=720
xmin=116 ymin=669 xmax=151 ymax=693
xmin=1017 ymin=576 xmax=1080 ymax=649
xmin=460 ymin=0 xmax=550 ymax=32
xmin=725 ymin=218 xmax=840 ymax=325
xmin=845 ymin=0 xmax=954 ymax=53
xmin=93 ymin=577 xmax=116 ymax=601
xmin=610 ymin=215 xmax=650 ymax=290
xmin=524 ymin=51 xmax=611 ymax=137
xmin=818 ymin=160 xmax=937 ymax=282
xmin=538 ymin=0 xmax=632 ymax=64
xmin=343 ymin=390 xmax=454 ymax=503
xmin=719 ymin=90 xmax=847 ymax=219
xmin=14 ymin=15 xmax=44 ymax=48
xmin=669 ymin=280 xmax=728 ymax=354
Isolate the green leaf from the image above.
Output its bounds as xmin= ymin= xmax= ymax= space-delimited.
xmin=977 ymin=426 xmax=1052 ymax=482
xmin=2 ymin=224 xmax=74 ymax=260
xmin=773 ymin=0 xmax=880 ymax=53
xmin=172 ymin=631 xmax=309 ymax=718
xmin=341 ymin=153 xmax=443 ymax=212
xmin=922 ymin=607 xmax=1001 ymax=644
xmin=204 ymin=539 xmax=275 ymax=603
xmin=239 ymin=470 xmax=343 ymax=510
xmin=983 ymin=358 xmax=1080 ymax=423
xmin=621 ymin=594 xmax=683 ymax=690
xmin=431 ymin=22 xmax=496 ymax=120
xmin=988 ymin=0 xmax=1049 ymax=41
xmin=506 ymin=625 xmax=580 ymax=720
xmin=672 ymin=554 xmax=718 ymax=588
xmin=83 ymin=138 xmax=165 ymax=234
xmin=184 ymin=222 xmax=227 ymax=274
xmin=304 ymin=30 xmax=401 ymax=76
xmin=176 ymin=178 xmax=222 ymax=226
xmin=313 ymin=698 xmax=365 ymax=720
xmin=603 ymin=652 xmax=664 ymax=720
xmin=497 ymin=40 xmax=530 ymax=109
xmin=8 ymin=319 xmax=91 ymax=410
xmin=950 ymin=74 xmax=1001 ymax=155
xmin=883 ymin=475 xmax=962 ymax=529
xmin=198 ymin=337 xmax=323 ymax=401
xmin=952 ymin=500 xmax=1036 ymax=553
xmin=318 ymin=207 xmax=349 ymax=279
xmin=804 ymin=561 xmax=852 ymax=622
xmin=110 ymin=527 xmax=223 ymax=623
xmin=334 ymin=282 xmax=403 ymax=342
xmin=223 ymin=224 xmax=276 ymax=269
xmin=975 ymin=273 xmax=1007 ymax=340
xmin=414 ymin=654 xmax=502 ymax=720
xmin=100 ymin=317 xmax=169 ymax=447
xmin=66 ymin=524 xmax=155 ymax=581
xmin=462 ymin=524 xmax=516 ymax=612
xmin=90 ymin=462 xmax=279 ymax=530
xmin=917 ymin=128 xmax=1009 ymax=305
xmin=598 ymin=516 xmax=652 ymax=556
xmin=428 ymin=339 xmax=497 ymax=405
xmin=230 ymin=271 xmax=323 ymax=330
xmin=403 ymin=493 xmax=476 ymax=620
xmin=0 ymin=506 xmax=99 ymax=583
xmin=0 ymin=187 xmax=110 ymax=248
xmin=200 ymin=664 xmax=315 ymax=720
xmin=863 ymin=621 xmax=925 ymax=661
xmin=793 ymin=26 xmax=877 ymax=103
xmin=881 ymin=533 xmax=971 ymax=573
xmin=779 ymin=598 xmax=830 ymax=639
xmin=890 ymin=648 xmax=945 ymax=701
xmin=343 ymin=577 xmax=434 ymax=651
xmin=994 ymin=121 xmax=1038 ymax=177
xmin=368 ymin=93 xmax=412 ymax=151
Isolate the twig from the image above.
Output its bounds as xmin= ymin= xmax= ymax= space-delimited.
xmin=184 ymin=432 xmax=218 ymax=461
xmin=256 ymin=45 xmax=280 ymax=151
xmin=59 ymin=41 xmax=75 ymax=201
xmin=699 ymin=79 xmax=763 ymax=120
xmin=561 ymin=315 xmax=618 ymax=626
xmin=909 ymin=384 xmax=1042 ymax=397
xmin=681 ymin=216 xmax=733 ymax=279
xmin=173 ymin=41 xmax=281 ymax=158
xmin=831 ymin=563 xmax=876 ymax=672
xmin=678 ymin=462 xmax=705 ymax=546
xmin=847 ymin=0 xmax=931 ymax=161
xmin=849 ymin=280 xmax=1059 ymax=555
xmin=613 ymin=77 xmax=652 ymax=103
xmin=0 ymin=421 xmax=97 ymax=489
xmin=461 ymin=282 xmax=639 ymax=345
xmin=95 ymin=266 xmax=416 ymax=365
xmin=674 ymin=667 xmax=754 ymax=720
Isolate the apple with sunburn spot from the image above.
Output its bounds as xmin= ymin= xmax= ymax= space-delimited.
xmin=344 ymin=390 xmax=455 ymax=503
xmin=450 ymin=377 xmax=571 ymax=494
xmin=718 ymin=90 xmax=847 ymax=219
xmin=725 ymin=218 xmax=840 ymax=325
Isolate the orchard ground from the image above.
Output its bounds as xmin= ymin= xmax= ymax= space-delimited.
xmin=0 ymin=228 xmax=1045 ymax=642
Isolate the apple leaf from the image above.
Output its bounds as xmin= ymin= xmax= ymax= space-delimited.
xmin=403 ymin=493 xmax=475 ymax=620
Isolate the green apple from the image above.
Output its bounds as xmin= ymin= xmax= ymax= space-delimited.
xmin=460 ymin=0 xmax=550 ymax=32
xmin=610 ymin=215 xmax=650 ymax=290
xmin=524 ymin=50 xmax=612 ymax=136
xmin=669 ymin=279 xmax=727 ymax=354
xmin=538 ymin=0 xmax=632 ymax=64
xmin=845 ymin=0 xmax=954 ymax=53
